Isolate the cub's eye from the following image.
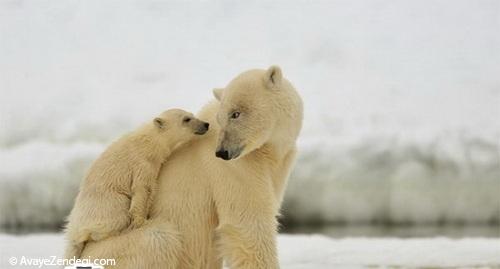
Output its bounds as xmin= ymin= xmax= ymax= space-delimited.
xmin=231 ymin=111 xmax=240 ymax=119
xmin=183 ymin=117 xmax=191 ymax=123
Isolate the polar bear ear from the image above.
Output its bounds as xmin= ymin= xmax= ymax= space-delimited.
xmin=264 ymin=65 xmax=282 ymax=89
xmin=153 ymin=117 xmax=166 ymax=129
xmin=213 ymin=88 xmax=224 ymax=101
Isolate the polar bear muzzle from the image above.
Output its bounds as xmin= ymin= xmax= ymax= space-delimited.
xmin=194 ymin=121 xmax=210 ymax=135
xmin=215 ymin=142 xmax=244 ymax=161
xmin=215 ymin=146 xmax=244 ymax=161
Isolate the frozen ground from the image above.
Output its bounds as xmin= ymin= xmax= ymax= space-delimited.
xmin=0 ymin=0 xmax=499 ymax=228
xmin=1 ymin=233 xmax=499 ymax=269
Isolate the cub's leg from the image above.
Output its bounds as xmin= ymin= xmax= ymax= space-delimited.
xmin=129 ymin=167 xmax=158 ymax=229
xmin=64 ymin=228 xmax=91 ymax=259
xmin=64 ymin=240 xmax=86 ymax=259
xmin=82 ymin=219 xmax=182 ymax=269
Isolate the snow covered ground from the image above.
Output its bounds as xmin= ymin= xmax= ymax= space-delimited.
xmin=1 ymin=0 xmax=499 ymax=228
xmin=1 ymin=233 xmax=499 ymax=269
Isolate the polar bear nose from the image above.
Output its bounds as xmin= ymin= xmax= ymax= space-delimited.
xmin=215 ymin=149 xmax=230 ymax=160
xmin=204 ymin=122 xmax=209 ymax=129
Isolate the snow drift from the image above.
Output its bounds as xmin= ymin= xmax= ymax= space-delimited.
xmin=0 ymin=0 xmax=499 ymax=228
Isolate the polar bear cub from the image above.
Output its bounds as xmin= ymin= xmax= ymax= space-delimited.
xmin=64 ymin=109 xmax=209 ymax=259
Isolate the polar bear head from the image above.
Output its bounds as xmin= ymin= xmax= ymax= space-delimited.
xmin=213 ymin=66 xmax=303 ymax=161
xmin=153 ymin=109 xmax=210 ymax=150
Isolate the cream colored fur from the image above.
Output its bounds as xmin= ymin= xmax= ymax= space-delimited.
xmin=78 ymin=66 xmax=303 ymax=269
xmin=64 ymin=109 xmax=208 ymax=260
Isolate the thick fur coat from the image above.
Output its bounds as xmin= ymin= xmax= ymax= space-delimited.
xmin=79 ymin=66 xmax=303 ymax=269
xmin=64 ymin=109 xmax=208 ymax=260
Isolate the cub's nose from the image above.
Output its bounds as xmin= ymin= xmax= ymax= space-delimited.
xmin=215 ymin=149 xmax=230 ymax=160
xmin=195 ymin=122 xmax=210 ymax=135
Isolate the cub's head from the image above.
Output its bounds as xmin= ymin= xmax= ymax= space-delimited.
xmin=153 ymin=109 xmax=209 ymax=146
xmin=213 ymin=65 xmax=289 ymax=161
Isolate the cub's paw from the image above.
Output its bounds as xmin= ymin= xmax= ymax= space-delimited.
xmin=128 ymin=216 xmax=146 ymax=230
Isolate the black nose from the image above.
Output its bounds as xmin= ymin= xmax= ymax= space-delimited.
xmin=215 ymin=149 xmax=230 ymax=160
xmin=204 ymin=122 xmax=209 ymax=129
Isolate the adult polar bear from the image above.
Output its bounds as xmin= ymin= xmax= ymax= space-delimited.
xmin=81 ymin=66 xmax=303 ymax=269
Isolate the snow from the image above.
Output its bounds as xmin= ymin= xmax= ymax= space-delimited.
xmin=1 ymin=0 xmax=500 ymax=228
xmin=0 ymin=142 xmax=101 ymax=228
xmin=1 ymin=233 xmax=499 ymax=268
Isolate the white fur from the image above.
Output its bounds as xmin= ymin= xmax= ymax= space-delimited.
xmin=79 ymin=66 xmax=303 ymax=269
xmin=64 ymin=109 xmax=207 ymax=260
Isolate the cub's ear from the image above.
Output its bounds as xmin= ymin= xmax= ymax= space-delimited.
xmin=213 ymin=88 xmax=224 ymax=101
xmin=153 ymin=117 xmax=166 ymax=129
xmin=264 ymin=65 xmax=282 ymax=89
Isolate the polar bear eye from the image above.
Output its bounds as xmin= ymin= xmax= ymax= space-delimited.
xmin=231 ymin=111 xmax=240 ymax=119
xmin=183 ymin=117 xmax=191 ymax=123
